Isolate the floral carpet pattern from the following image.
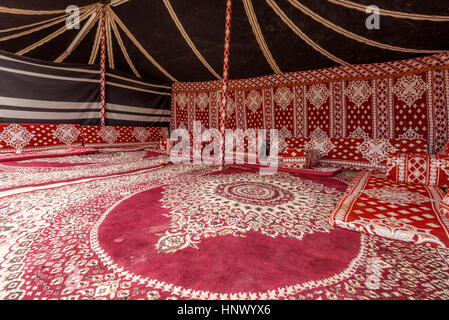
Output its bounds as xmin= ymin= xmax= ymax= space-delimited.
xmin=0 ymin=151 xmax=169 ymax=191
xmin=156 ymin=172 xmax=341 ymax=253
xmin=0 ymin=153 xmax=448 ymax=300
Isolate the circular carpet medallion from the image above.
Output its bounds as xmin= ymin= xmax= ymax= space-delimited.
xmin=94 ymin=171 xmax=364 ymax=297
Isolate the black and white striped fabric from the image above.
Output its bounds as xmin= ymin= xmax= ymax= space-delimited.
xmin=0 ymin=50 xmax=171 ymax=127
xmin=105 ymin=69 xmax=171 ymax=127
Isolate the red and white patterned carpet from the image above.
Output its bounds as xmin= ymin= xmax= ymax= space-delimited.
xmin=0 ymin=152 xmax=448 ymax=300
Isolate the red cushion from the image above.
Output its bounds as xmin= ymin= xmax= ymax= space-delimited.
xmin=279 ymin=148 xmax=320 ymax=170
xmin=0 ymin=123 xmax=83 ymax=153
xmin=440 ymin=195 xmax=449 ymax=219
xmin=440 ymin=141 xmax=449 ymax=156
xmin=285 ymin=137 xmax=428 ymax=171
xmin=160 ymin=138 xmax=172 ymax=153
xmin=440 ymin=194 xmax=449 ymax=219
xmin=330 ymin=171 xmax=449 ymax=248
xmin=81 ymin=125 xmax=165 ymax=148
xmin=386 ymin=153 xmax=449 ymax=187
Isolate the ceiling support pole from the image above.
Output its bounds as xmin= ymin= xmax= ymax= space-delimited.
xmin=100 ymin=3 xmax=107 ymax=126
xmin=219 ymin=0 xmax=233 ymax=170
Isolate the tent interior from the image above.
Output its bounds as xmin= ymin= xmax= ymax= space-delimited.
xmin=0 ymin=0 xmax=449 ymax=301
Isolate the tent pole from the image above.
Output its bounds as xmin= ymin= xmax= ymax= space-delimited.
xmin=100 ymin=3 xmax=107 ymax=126
xmin=219 ymin=0 xmax=232 ymax=170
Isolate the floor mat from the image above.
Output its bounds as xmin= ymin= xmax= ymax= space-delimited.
xmin=1 ymin=164 xmax=448 ymax=300
xmin=330 ymin=171 xmax=449 ymax=248
xmin=0 ymin=151 xmax=170 ymax=192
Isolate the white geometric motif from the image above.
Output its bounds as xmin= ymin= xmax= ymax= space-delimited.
xmin=196 ymin=92 xmax=209 ymax=112
xmin=0 ymin=123 xmax=34 ymax=153
xmin=346 ymin=80 xmax=372 ymax=108
xmin=309 ymin=127 xmax=328 ymax=139
xmin=393 ymin=74 xmax=427 ymax=107
xmin=363 ymin=187 xmax=433 ymax=205
xmin=356 ymin=139 xmax=398 ymax=165
xmin=307 ymin=84 xmax=329 ymax=109
xmin=279 ymin=126 xmax=292 ymax=151
xmin=160 ymin=127 xmax=169 ymax=139
xmin=226 ymin=98 xmax=235 ymax=118
xmin=132 ymin=127 xmax=149 ymax=142
xmin=53 ymin=124 xmax=81 ymax=145
xmin=98 ymin=127 xmax=120 ymax=144
xmin=246 ymin=90 xmax=262 ymax=113
xmin=306 ymin=138 xmax=336 ymax=157
xmin=177 ymin=93 xmax=188 ymax=110
xmin=349 ymin=126 xmax=370 ymax=139
xmin=274 ymin=87 xmax=293 ymax=110
xmin=398 ymin=127 xmax=424 ymax=140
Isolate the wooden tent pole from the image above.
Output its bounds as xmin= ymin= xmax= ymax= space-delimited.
xmin=219 ymin=0 xmax=232 ymax=170
xmin=100 ymin=3 xmax=107 ymax=126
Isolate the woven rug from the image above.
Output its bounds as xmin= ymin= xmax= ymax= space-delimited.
xmin=330 ymin=171 xmax=449 ymax=249
xmin=0 ymin=162 xmax=448 ymax=300
xmin=0 ymin=151 xmax=169 ymax=192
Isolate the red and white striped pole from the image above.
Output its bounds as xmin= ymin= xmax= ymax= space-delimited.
xmin=100 ymin=3 xmax=107 ymax=126
xmin=219 ymin=0 xmax=232 ymax=170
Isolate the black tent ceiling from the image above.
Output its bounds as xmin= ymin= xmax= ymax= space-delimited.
xmin=0 ymin=0 xmax=448 ymax=85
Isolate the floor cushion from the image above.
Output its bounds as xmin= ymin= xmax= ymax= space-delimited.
xmin=81 ymin=125 xmax=165 ymax=148
xmin=440 ymin=194 xmax=449 ymax=220
xmin=283 ymin=137 xmax=428 ymax=171
xmin=0 ymin=123 xmax=84 ymax=153
xmin=330 ymin=171 xmax=449 ymax=248
xmin=279 ymin=148 xmax=320 ymax=170
xmin=386 ymin=152 xmax=449 ymax=187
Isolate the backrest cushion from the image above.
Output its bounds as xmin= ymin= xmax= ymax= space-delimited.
xmin=0 ymin=123 xmax=83 ymax=153
xmin=284 ymin=137 xmax=427 ymax=171
xmin=386 ymin=153 xmax=449 ymax=187
xmin=81 ymin=125 xmax=167 ymax=148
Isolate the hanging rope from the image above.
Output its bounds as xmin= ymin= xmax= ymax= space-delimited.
xmin=219 ymin=0 xmax=233 ymax=171
xmin=0 ymin=14 xmax=70 ymax=42
xmin=328 ymin=0 xmax=449 ymax=22
xmin=243 ymin=0 xmax=281 ymax=74
xmin=288 ymin=0 xmax=447 ymax=54
xmin=16 ymin=6 xmax=96 ymax=56
xmin=55 ymin=5 xmax=101 ymax=63
xmin=0 ymin=14 xmax=66 ymax=34
xmin=105 ymin=13 xmax=115 ymax=70
xmin=89 ymin=20 xmax=103 ymax=65
xmin=100 ymin=4 xmax=107 ymax=126
xmin=267 ymin=0 xmax=348 ymax=65
xmin=107 ymin=6 xmax=177 ymax=82
xmin=110 ymin=17 xmax=141 ymax=78
xmin=0 ymin=4 xmax=93 ymax=15
xmin=163 ymin=0 xmax=221 ymax=79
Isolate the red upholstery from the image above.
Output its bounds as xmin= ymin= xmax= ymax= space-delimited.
xmin=440 ymin=141 xmax=449 ymax=156
xmin=160 ymin=138 xmax=172 ymax=153
xmin=0 ymin=123 xmax=83 ymax=153
xmin=440 ymin=194 xmax=449 ymax=219
xmin=386 ymin=153 xmax=449 ymax=187
xmin=330 ymin=171 xmax=449 ymax=248
xmin=283 ymin=137 xmax=427 ymax=171
xmin=279 ymin=148 xmax=319 ymax=170
xmin=81 ymin=125 xmax=165 ymax=149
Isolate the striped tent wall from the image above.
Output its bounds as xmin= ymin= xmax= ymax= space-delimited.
xmin=105 ymin=70 xmax=171 ymax=127
xmin=0 ymin=50 xmax=171 ymax=127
